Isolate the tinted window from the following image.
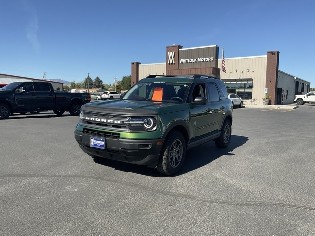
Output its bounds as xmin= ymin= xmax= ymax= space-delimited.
xmin=191 ymin=83 xmax=206 ymax=101
xmin=34 ymin=83 xmax=51 ymax=92
xmin=21 ymin=83 xmax=34 ymax=92
xmin=208 ymin=83 xmax=220 ymax=102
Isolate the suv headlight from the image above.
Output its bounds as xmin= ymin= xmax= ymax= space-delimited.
xmin=79 ymin=110 xmax=84 ymax=120
xmin=124 ymin=117 xmax=157 ymax=131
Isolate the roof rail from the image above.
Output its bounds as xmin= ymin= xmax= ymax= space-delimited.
xmin=146 ymin=75 xmax=164 ymax=78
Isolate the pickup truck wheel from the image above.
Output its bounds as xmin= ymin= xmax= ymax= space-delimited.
xmin=215 ymin=119 xmax=232 ymax=148
xmin=69 ymin=103 xmax=81 ymax=116
xmin=296 ymin=98 xmax=304 ymax=105
xmin=53 ymin=109 xmax=65 ymax=116
xmin=0 ymin=104 xmax=11 ymax=119
xmin=239 ymin=101 xmax=243 ymax=108
xmin=157 ymin=131 xmax=186 ymax=176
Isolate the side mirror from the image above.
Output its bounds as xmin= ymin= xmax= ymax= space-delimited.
xmin=193 ymin=96 xmax=206 ymax=104
xmin=15 ymin=88 xmax=25 ymax=94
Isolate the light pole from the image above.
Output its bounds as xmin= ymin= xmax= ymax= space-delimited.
xmin=86 ymin=73 xmax=91 ymax=93
xmin=114 ymin=78 xmax=117 ymax=92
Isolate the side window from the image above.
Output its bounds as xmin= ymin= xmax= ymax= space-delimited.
xmin=191 ymin=83 xmax=206 ymax=101
xmin=21 ymin=83 xmax=34 ymax=92
xmin=207 ymin=83 xmax=220 ymax=102
xmin=34 ymin=83 xmax=51 ymax=92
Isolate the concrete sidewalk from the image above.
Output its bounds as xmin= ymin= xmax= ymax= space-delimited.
xmin=243 ymin=104 xmax=298 ymax=110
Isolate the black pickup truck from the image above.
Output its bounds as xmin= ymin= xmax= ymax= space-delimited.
xmin=0 ymin=81 xmax=91 ymax=119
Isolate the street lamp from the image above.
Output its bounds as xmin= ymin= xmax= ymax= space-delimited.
xmin=114 ymin=78 xmax=117 ymax=92
xmin=86 ymin=73 xmax=91 ymax=93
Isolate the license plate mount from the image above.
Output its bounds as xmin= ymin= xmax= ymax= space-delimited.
xmin=90 ymin=136 xmax=106 ymax=150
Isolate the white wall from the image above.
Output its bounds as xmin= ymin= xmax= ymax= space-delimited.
xmin=219 ymin=56 xmax=267 ymax=105
xmin=139 ymin=63 xmax=166 ymax=80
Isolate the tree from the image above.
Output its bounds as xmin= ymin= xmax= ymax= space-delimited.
xmin=120 ymin=75 xmax=131 ymax=91
xmin=94 ymin=76 xmax=103 ymax=88
xmin=102 ymin=83 xmax=111 ymax=90
xmin=70 ymin=81 xmax=76 ymax=89
xmin=83 ymin=74 xmax=93 ymax=89
xmin=63 ymin=85 xmax=70 ymax=91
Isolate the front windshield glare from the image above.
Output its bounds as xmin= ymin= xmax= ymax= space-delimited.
xmin=0 ymin=82 xmax=22 ymax=91
xmin=122 ymin=82 xmax=190 ymax=103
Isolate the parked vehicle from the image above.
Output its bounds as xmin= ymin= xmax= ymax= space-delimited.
xmin=90 ymin=93 xmax=102 ymax=100
xmin=228 ymin=93 xmax=243 ymax=108
xmin=294 ymin=92 xmax=315 ymax=105
xmin=75 ymin=74 xmax=233 ymax=175
xmin=101 ymin=91 xmax=121 ymax=99
xmin=0 ymin=81 xmax=91 ymax=119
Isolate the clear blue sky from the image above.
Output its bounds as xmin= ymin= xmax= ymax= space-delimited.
xmin=1 ymin=0 xmax=315 ymax=86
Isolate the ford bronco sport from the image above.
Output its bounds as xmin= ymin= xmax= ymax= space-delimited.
xmin=74 ymin=75 xmax=233 ymax=175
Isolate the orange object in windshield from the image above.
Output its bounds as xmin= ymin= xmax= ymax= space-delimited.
xmin=152 ymin=87 xmax=163 ymax=101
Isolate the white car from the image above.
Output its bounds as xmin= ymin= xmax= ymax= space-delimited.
xmin=294 ymin=92 xmax=315 ymax=105
xmin=228 ymin=93 xmax=243 ymax=108
xmin=101 ymin=91 xmax=121 ymax=99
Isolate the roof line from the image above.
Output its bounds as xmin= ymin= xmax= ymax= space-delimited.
xmin=180 ymin=45 xmax=218 ymax=50
xmin=0 ymin=73 xmax=63 ymax=84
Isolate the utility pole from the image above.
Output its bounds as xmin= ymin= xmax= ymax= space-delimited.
xmin=114 ymin=77 xmax=117 ymax=92
xmin=86 ymin=73 xmax=91 ymax=93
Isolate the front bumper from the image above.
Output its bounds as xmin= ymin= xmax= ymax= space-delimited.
xmin=74 ymin=130 xmax=163 ymax=168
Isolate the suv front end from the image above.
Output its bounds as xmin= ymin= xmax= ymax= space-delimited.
xmin=74 ymin=103 xmax=165 ymax=167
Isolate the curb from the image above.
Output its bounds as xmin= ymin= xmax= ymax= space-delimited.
xmin=243 ymin=105 xmax=298 ymax=110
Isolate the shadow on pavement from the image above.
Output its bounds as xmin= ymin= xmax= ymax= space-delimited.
xmin=8 ymin=113 xmax=72 ymax=120
xmin=93 ymin=134 xmax=249 ymax=177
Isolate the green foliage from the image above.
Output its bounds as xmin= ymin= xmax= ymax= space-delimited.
xmin=70 ymin=81 xmax=76 ymax=89
xmin=83 ymin=75 xmax=93 ymax=89
xmin=63 ymin=85 xmax=70 ymax=91
xmin=120 ymin=75 xmax=131 ymax=91
xmin=94 ymin=76 xmax=103 ymax=88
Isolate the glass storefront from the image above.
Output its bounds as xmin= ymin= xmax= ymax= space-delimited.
xmin=223 ymin=79 xmax=253 ymax=100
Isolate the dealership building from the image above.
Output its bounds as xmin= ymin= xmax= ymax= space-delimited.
xmin=131 ymin=44 xmax=310 ymax=105
xmin=0 ymin=73 xmax=63 ymax=91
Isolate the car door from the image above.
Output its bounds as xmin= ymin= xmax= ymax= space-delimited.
xmin=189 ymin=83 xmax=215 ymax=138
xmin=206 ymin=82 xmax=225 ymax=133
xmin=14 ymin=82 xmax=36 ymax=111
xmin=307 ymin=92 xmax=315 ymax=102
xmin=33 ymin=82 xmax=54 ymax=109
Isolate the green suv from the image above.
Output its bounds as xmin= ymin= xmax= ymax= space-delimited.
xmin=74 ymin=75 xmax=233 ymax=175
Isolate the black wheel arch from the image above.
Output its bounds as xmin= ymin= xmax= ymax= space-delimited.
xmin=162 ymin=121 xmax=190 ymax=145
xmin=0 ymin=100 xmax=13 ymax=113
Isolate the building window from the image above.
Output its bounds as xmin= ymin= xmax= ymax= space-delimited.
xmin=223 ymin=79 xmax=253 ymax=100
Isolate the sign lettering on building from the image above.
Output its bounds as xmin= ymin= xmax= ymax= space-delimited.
xmin=180 ymin=57 xmax=214 ymax=64
xmin=168 ymin=51 xmax=175 ymax=64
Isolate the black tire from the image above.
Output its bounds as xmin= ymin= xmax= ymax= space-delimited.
xmin=69 ymin=102 xmax=81 ymax=116
xmin=239 ymin=101 xmax=243 ymax=108
xmin=215 ymin=119 xmax=232 ymax=148
xmin=157 ymin=131 xmax=186 ymax=176
xmin=296 ymin=98 xmax=304 ymax=105
xmin=53 ymin=109 xmax=65 ymax=116
xmin=0 ymin=103 xmax=11 ymax=119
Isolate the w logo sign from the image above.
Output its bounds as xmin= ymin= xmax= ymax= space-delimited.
xmin=168 ymin=51 xmax=175 ymax=64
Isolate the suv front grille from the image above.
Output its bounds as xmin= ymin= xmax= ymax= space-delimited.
xmin=81 ymin=111 xmax=129 ymax=131
xmin=83 ymin=128 xmax=120 ymax=139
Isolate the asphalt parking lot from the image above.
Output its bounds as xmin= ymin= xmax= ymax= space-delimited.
xmin=1 ymin=105 xmax=315 ymax=235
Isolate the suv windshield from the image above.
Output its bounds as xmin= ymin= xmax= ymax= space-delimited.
xmin=0 ymin=82 xmax=22 ymax=91
xmin=122 ymin=82 xmax=191 ymax=103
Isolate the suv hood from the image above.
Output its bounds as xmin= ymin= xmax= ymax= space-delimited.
xmin=82 ymin=99 xmax=187 ymax=115
xmin=0 ymin=90 xmax=12 ymax=96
